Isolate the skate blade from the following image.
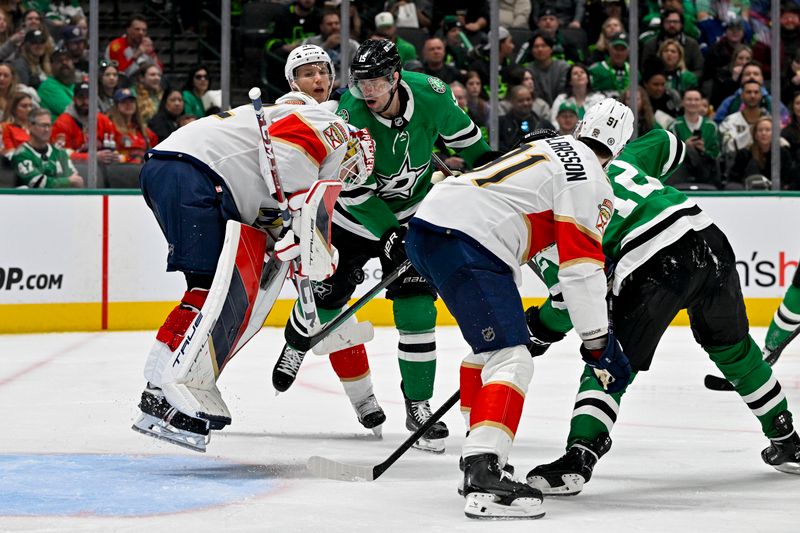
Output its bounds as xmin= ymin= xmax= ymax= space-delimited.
xmin=132 ymin=413 xmax=208 ymax=453
xmin=464 ymin=492 xmax=545 ymax=520
xmin=412 ymin=436 xmax=445 ymax=454
xmin=773 ymin=461 xmax=800 ymax=475
xmin=526 ymin=473 xmax=584 ymax=496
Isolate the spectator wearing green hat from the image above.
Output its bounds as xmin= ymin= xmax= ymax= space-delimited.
xmin=588 ymin=31 xmax=630 ymax=97
xmin=555 ymin=101 xmax=579 ymax=135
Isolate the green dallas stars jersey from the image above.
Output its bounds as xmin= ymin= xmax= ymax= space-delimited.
xmin=534 ymin=129 xmax=715 ymax=322
xmin=335 ymin=71 xmax=491 ymax=240
xmin=12 ymin=142 xmax=78 ymax=188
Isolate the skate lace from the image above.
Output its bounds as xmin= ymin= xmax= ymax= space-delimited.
xmin=276 ymin=346 xmax=306 ymax=376
xmin=354 ymin=395 xmax=381 ymax=417
xmin=410 ymin=400 xmax=433 ymax=423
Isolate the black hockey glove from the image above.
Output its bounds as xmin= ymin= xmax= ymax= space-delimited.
xmin=379 ymin=226 xmax=408 ymax=271
xmin=580 ymin=333 xmax=632 ymax=394
xmin=525 ymin=305 xmax=567 ymax=357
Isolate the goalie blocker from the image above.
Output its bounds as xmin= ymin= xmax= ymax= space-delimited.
xmin=134 ymin=180 xmax=343 ymax=452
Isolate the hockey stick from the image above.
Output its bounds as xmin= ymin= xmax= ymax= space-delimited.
xmin=310 ymin=259 xmax=412 ymax=354
xmin=249 ymin=87 xmax=324 ymax=336
xmin=704 ymin=325 xmax=800 ymax=391
xmin=307 ymin=389 xmax=460 ymax=481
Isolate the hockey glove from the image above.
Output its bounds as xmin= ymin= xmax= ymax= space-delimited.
xmin=431 ymin=169 xmax=461 ymax=184
xmin=580 ymin=333 xmax=632 ymax=394
xmin=275 ymin=229 xmax=300 ymax=263
xmin=379 ymin=226 xmax=408 ymax=271
xmin=525 ymin=305 xmax=566 ymax=357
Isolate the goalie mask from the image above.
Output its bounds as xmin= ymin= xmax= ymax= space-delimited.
xmin=339 ymin=125 xmax=375 ymax=189
xmin=574 ymin=98 xmax=634 ymax=161
xmin=284 ymin=44 xmax=335 ymax=102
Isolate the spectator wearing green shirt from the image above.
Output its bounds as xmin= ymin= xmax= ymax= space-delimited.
xmin=182 ymin=65 xmax=210 ymax=119
xmin=668 ymin=88 xmax=722 ymax=188
xmin=37 ymin=48 xmax=76 ymax=118
xmin=374 ymin=12 xmax=417 ymax=62
xmin=589 ymin=32 xmax=631 ymax=98
xmin=13 ymin=107 xmax=83 ymax=188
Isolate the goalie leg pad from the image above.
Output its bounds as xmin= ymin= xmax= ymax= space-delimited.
xmin=158 ymin=221 xmax=288 ymax=425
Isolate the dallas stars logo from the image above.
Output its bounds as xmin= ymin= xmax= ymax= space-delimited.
xmin=374 ymin=153 xmax=429 ymax=199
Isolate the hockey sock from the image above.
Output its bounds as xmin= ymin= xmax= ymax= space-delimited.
xmin=329 ymin=344 xmax=373 ymax=403
xmin=394 ymin=295 xmax=437 ymax=400
xmin=538 ymin=297 xmax=575 ymax=333
xmin=465 ymin=346 xmax=533 ymax=464
xmin=765 ymin=283 xmax=800 ymax=350
xmin=460 ymin=351 xmax=489 ymax=428
xmin=565 ymin=365 xmax=637 ymax=449
xmin=707 ymin=336 xmax=789 ymax=438
xmin=155 ymin=288 xmax=209 ymax=350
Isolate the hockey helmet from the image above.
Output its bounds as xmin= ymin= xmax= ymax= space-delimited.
xmin=348 ymin=39 xmax=402 ymax=100
xmin=339 ymin=124 xmax=375 ymax=189
xmin=573 ymin=98 xmax=634 ymax=161
xmin=284 ymin=44 xmax=335 ymax=98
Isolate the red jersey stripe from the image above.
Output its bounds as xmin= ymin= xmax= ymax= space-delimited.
xmin=270 ymin=112 xmax=329 ymax=167
xmin=555 ymin=217 xmax=605 ymax=265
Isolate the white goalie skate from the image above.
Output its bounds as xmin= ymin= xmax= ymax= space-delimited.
xmin=131 ymin=385 xmax=211 ymax=453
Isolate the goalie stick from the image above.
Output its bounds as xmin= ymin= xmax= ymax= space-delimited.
xmin=307 ymin=389 xmax=460 ymax=481
xmin=704 ymin=325 xmax=800 ymax=391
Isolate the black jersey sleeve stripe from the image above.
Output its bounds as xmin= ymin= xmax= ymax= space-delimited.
xmin=441 ymin=124 xmax=481 ymax=145
xmin=617 ymin=205 xmax=703 ymax=261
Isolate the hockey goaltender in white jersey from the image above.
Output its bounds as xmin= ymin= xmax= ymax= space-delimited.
xmin=133 ymin=90 xmax=375 ymax=453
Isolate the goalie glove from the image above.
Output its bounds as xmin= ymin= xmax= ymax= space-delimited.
xmin=379 ymin=226 xmax=408 ymax=271
xmin=580 ymin=333 xmax=632 ymax=394
xmin=275 ymin=229 xmax=339 ymax=279
xmin=525 ymin=305 xmax=567 ymax=357
xmin=275 ymin=229 xmax=301 ymax=263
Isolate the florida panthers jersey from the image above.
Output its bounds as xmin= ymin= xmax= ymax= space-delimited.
xmin=413 ymin=135 xmax=614 ymax=341
xmin=150 ymin=94 xmax=349 ymax=225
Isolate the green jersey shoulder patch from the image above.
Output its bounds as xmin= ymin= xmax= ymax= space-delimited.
xmin=427 ymin=76 xmax=447 ymax=94
xmin=337 ymin=109 xmax=349 ymax=122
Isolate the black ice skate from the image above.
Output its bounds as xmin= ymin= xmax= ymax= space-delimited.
xmin=272 ymin=343 xmax=306 ymax=393
xmin=131 ymin=384 xmax=210 ymax=452
xmin=462 ymin=453 xmax=545 ymax=520
xmin=352 ymin=394 xmax=386 ymax=437
xmin=527 ymin=433 xmax=612 ymax=496
xmin=402 ymin=383 xmax=449 ymax=453
xmin=458 ymin=453 xmax=515 ymax=496
xmin=762 ymin=410 xmax=800 ymax=474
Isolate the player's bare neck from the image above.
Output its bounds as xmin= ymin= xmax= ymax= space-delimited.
xmin=377 ymin=93 xmax=401 ymax=119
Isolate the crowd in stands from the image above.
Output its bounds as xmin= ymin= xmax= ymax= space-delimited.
xmin=260 ymin=0 xmax=800 ymax=190
xmin=2 ymin=1 xmax=800 ymax=191
xmin=0 ymin=2 xmax=221 ymax=189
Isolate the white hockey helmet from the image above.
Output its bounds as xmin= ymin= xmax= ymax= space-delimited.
xmin=339 ymin=125 xmax=375 ymax=190
xmin=284 ymin=44 xmax=335 ymax=98
xmin=574 ymin=98 xmax=634 ymax=160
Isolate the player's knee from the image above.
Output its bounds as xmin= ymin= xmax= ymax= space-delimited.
xmin=482 ymin=345 xmax=534 ymax=393
xmin=393 ymin=295 xmax=437 ymax=332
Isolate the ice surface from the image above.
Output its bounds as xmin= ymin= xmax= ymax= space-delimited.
xmin=0 ymin=326 xmax=798 ymax=531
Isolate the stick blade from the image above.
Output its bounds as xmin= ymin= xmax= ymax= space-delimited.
xmin=312 ymin=322 xmax=375 ymax=355
xmin=307 ymin=455 xmax=375 ymax=482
